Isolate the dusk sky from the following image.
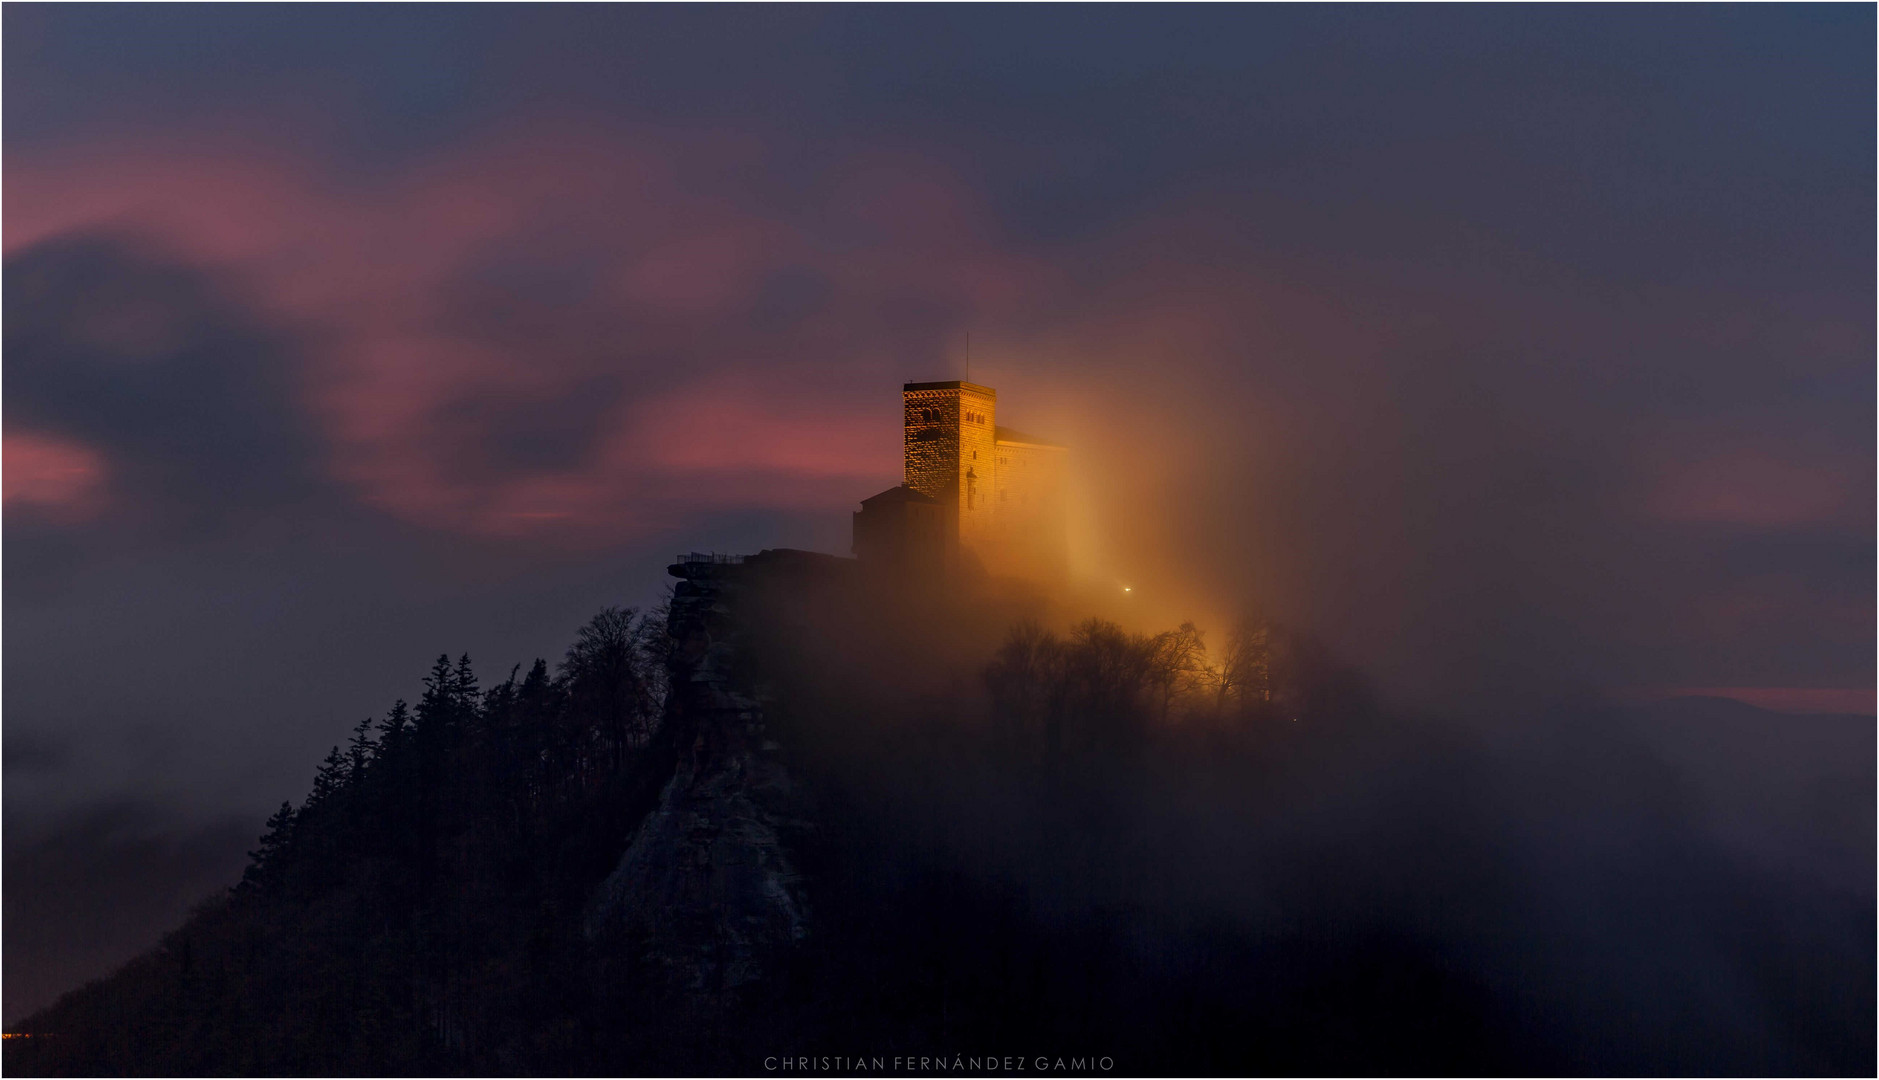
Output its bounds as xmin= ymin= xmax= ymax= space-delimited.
xmin=4 ymin=6 xmax=1873 ymax=1020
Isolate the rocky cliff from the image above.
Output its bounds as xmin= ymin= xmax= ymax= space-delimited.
xmin=584 ymin=552 xmax=823 ymax=999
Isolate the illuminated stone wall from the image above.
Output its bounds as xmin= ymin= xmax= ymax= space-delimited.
xmin=989 ymin=434 xmax=1069 ymax=582
xmin=902 ymin=381 xmax=998 ymax=553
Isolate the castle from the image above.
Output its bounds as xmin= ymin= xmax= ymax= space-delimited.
xmin=852 ymin=380 xmax=1068 ymax=582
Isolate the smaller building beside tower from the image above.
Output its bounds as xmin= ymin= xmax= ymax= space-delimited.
xmin=851 ymin=484 xmax=945 ymax=571
xmin=853 ymin=380 xmax=1068 ymax=583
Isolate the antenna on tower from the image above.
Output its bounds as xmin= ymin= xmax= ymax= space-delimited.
xmin=965 ymin=331 xmax=971 ymax=383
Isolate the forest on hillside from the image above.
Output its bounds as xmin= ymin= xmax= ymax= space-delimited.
xmin=7 ymin=605 xmax=682 ymax=1074
xmin=6 ymin=576 xmax=1872 ymax=1076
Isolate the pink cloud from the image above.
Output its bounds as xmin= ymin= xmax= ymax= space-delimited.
xmin=1646 ymin=445 xmax=1861 ymax=529
xmin=5 ymin=123 xmax=1054 ymax=544
xmin=620 ymin=222 xmax=790 ymax=312
xmin=1636 ymin=687 xmax=1875 ymax=715
xmin=4 ymin=431 xmax=109 ymax=521
xmin=624 ymin=377 xmax=896 ymax=480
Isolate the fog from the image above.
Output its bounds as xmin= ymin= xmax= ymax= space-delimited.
xmin=674 ymin=559 xmax=1872 ymax=1073
xmin=4 ymin=6 xmax=1871 ymax=1050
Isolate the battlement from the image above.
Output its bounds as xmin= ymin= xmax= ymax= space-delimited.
xmin=902 ymin=380 xmax=998 ymax=396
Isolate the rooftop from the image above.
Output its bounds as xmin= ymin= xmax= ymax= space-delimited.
xmin=993 ymin=425 xmax=1066 ymax=449
xmin=860 ymin=484 xmax=940 ymax=506
xmin=903 ymin=380 xmax=997 ymax=396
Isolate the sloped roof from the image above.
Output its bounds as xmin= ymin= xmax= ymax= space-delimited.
xmin=993 ymin=425 xmax=1066 ymax=449
xmin=860 ymin=484 xmax=940 ymax=507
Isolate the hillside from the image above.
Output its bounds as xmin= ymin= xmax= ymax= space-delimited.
xmin=6 ymin=554 xmax=1872 ymax=1076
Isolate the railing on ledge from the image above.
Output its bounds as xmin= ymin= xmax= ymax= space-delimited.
xmin=677 ymin=551 xmax=744 ymax=566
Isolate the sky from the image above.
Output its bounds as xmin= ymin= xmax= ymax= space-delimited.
xmin=3 ymin=5 xmax=1873 ymax=1020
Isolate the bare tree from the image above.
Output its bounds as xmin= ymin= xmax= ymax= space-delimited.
xmin=560 ymin=606 xmax=664 ymax=772
xmin=985 ymin=619 xmax=1061 ymax=751
xmin=1216 ymin=615 xmax=1271 ymax=715
xmin=1147 ymin=621 xmax=1209 ymax=719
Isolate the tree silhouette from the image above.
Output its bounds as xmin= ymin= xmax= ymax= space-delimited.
xmin=240 ymin=801 xmax=296 ymax=892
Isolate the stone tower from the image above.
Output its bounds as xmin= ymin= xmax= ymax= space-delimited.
xmin=902 ymin=380 xmax=999 ymax=553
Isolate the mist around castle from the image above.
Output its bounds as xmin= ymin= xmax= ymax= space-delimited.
xmin=5 ymin=379 xmax=1338 ymax=1074
xmin=8 ymin=377 xmax=1871 ymax=1076
xmin=6 ymin=7 xmax=1872 ymax=1079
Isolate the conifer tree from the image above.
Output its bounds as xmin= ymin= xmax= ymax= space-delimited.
xmin=483 ymin=664 xmax=520 ymax=719
xmin=519 ymin=658 xmax=550 ymax=700
xmin=347 ymin=717 xmax=375 ymax=777
xmin=309 ymin=745 xmax=348 ymax=809
xmin=377 ymin=699 xmax=412 ymax=747
xmin=240 ymin=801 xmax=297 ymax=891
xmin=418 ymin=654 xmax=457 ymax=736
xmin=453 ymin=653 xmax=479 ymax=720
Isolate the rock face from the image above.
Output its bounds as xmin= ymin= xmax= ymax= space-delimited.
xmin=585 ymin=554 xmax=811 ymax=997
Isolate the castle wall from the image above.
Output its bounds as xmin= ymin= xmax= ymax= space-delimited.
xmin=990 ymin=437 xmax=1069 ymax=582
xmin=852 ymin=497 xmax=946 ymax=569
